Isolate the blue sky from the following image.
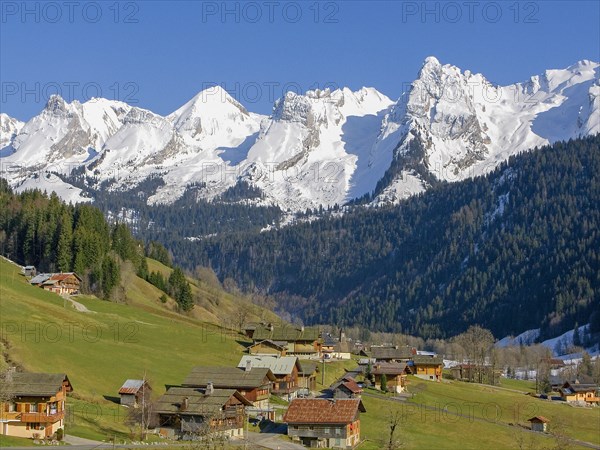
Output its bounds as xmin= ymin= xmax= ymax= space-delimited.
xmin=1 ymin=0 xmax=599 ymax=121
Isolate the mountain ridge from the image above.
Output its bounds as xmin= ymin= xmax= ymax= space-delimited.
xmin=1 ymin=57 xmax=598 ymax=211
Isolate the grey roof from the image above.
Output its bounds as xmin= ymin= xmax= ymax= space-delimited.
xmin=249 ymin=339 xmax=288 ymax=350
xmin=561 ymin=382 xmax=599 ymax=393
xmin=119 ymin=379 xmax=150 ymax=394
xmin=154 ymin=387 xmax=250 ymax=416
xmin=238 ymin=355 xmax=300 ymax=376
xmin=29 ymin=273 xmax=51 ymax=284
xmin=299 ymin=362 xmax=317 ymax=376
xmin=182 ymin=367 xmax=275 ymax=389
xmin=7 ymin=373 xmax=71 ymax=396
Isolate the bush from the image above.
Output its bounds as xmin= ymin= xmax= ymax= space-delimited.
xmin=55 ymin=428 xmax=64 ymax=441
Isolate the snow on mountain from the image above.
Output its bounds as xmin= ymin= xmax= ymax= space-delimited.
xmin=2 ymin=95 xmax=130 ymax=184
xmin=1 ymin=58 xmax=597 ymax=210
xmin=373 ymin=57 xmax=600 ymax=204
xmin=0 ymin=113 xmax=24 ymax=153
xmin=242 ymin=87 xmax=394 ymax=210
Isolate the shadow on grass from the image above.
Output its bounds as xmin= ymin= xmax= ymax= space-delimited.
xmin=103 ymin=395 xmax=121 ymax=404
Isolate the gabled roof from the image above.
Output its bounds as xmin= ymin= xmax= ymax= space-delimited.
xmin=182 ymin=366 xmax=275 ymax=389
xmin=337 ymin=380 xmax=362 ymax=394
xmin=7 ymin=373 xmax=72 ymax=396
xmin=47 ymin=272 xmax=82 ymax=282
xmin=252 ymin=325 xmax=320 ymax=342
xmin=299 ymin=362 xmax=317 ymax=376
xmin=372 ymin=362 xmax=408 ymax=375
xmin=249 ymin=340 xmax=288 ymax=351
xmin=283 ymin=399 xmax=365 ymax=424
xmin=154 ymin=386 xmax=251 ymax=416
xmin=30 ymin=273 xmax=51 ymax=285
xmin=528 ymin=416 xmax=550 ymax=423
xmin=561 ymin=382 xmax=599 ymax=393
xmin=366 ymin=347 xmax=414 ymax=360
xmin=119 ymin=379 xmax=150 ymax=394
xmin=238 ymin=355 xmax=300 ymax=376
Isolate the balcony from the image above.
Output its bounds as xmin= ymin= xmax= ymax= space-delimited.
xmin=20 ymin=411 xmax=65 ymax=423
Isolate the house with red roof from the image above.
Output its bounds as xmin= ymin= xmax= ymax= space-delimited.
xmin=283 ymin=398 xmax=365 ymax=448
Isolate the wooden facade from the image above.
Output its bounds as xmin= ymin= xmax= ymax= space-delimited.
xmin=0 ymin=373 xmax=72 ymax=439
xmin=155 ymin=387 xmax=251 ymax=440
xmin=284 ymin=399 xmax=365 ymax=449
xmin=559 ymin=382 xmax=600 ymax=404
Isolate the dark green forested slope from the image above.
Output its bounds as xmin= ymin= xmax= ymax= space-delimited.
xmin=171 ymin=135 xmax=600 ymax=340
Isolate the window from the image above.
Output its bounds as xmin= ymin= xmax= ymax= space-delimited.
xmin=30 ymin=403 xmax=38 ymax=413
xmin=324 ymin=427 xmax=330 ymax=434
xmin=335 ymin=428 xmax=341 ymax=436
xmin=8 ymin=402 xmax=16 ymax=412
xmin=309 ymin=426 xmax=314 ymax=430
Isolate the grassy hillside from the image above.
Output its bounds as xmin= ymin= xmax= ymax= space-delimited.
xmin=144 ymin=258 xmax=279 ymax=327
xmin=0 ymin=257 xmax=254 ymax=442
xmin=357 ymin=376 xmax=600 ymax=449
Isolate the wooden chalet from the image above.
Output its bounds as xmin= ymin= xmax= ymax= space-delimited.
xmin=371 ymin=362 xmax=409 ymax=393
xmin=1 ymin=372 xmax=73 ymax=439
xmin=408 ymin=355 xmax=443 ymax=381
xmin=331 ymin=376 xmax=363 ymax=399
xmin=155 ymin=385 xmax=251 ymax=440
xmin=559 ymin=381 xmax=600 ymax=404
xmin=298 ymin=362 xmax=318 ymax=392
xmin=30 ymin=273 xmax=81 ymax=296
xmin=247 ymin=339 xmax=288 ymax=356
xmin=182 ymin=366 xmax=275 ymax=410
xmin=284 ymin=398 xmax=365 ymax=449
xmin=118 ymin=379 xmax=151 ymax=408
xmin=238 ymin=355 xmax=301 ymax=398
xmin=249 ymin=324 xmax=322 ymax=356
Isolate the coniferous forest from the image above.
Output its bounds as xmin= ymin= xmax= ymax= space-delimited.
xmin=158 ymin=135 xmax=600 ymax=340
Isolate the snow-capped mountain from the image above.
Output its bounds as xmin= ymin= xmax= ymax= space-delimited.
xmin=373 ymin=57 xmax=600 ymax=204
xmin=0 ymin=113 xmax=24 ymax=154
xmin=1 ymin=58 xmax=598 ymax=210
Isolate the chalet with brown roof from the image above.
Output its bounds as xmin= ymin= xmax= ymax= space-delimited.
xmin=559 ymin=381 xmax=600 ymax=404
xmin=331 ymin=376 xmax=363 ymax=399
xmin=371 ymin=362 xmax=409 ymax=393
xmin=247 ymin=339 xmax=288 ymax=356
xmin=249 ymin=324 xmax=322 ymax=356
xmin=30 ymin=273 xmax=81 ymax=296
xmin=155 ymin=385 xmax=251 ymax=440
xmin=284 ymin=398 xmax=365 ymax=449
xmin=408 ymin=355 xmax=443 ymax=381
xmin=182 ymin=366 xmax=275 ymax=410
xmin=118 ymin=379 xmax=151 ymax=408
xmin=0 ymin=372 xmax=72 ymax=439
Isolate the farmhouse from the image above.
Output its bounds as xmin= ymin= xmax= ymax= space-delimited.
xmin=248 ymin=323 xmax=322 ymax=356
xmin=0 ymin=372 xmax=73 ymax=439
xmin=155 ymin=385 xmax=251 ymax=440
xmin=371 ymin=362 xmax=409 ymax=393
xmin=30 ymin=273 xmax=81 ymax=296
xmin=284 ymin=398 xmax=365 ymax=449
xmin=181 ymin=365 xmax=275 ymax=410
xmin=559 ymin=381 xmax=600 ymax=404
xmin=118 ymin=379 xmax=151 ymax=408
xmin=22 ymin=266 xmax=36 ymax=277
xmin=238 ymin=355 xmax=301 ymax=398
